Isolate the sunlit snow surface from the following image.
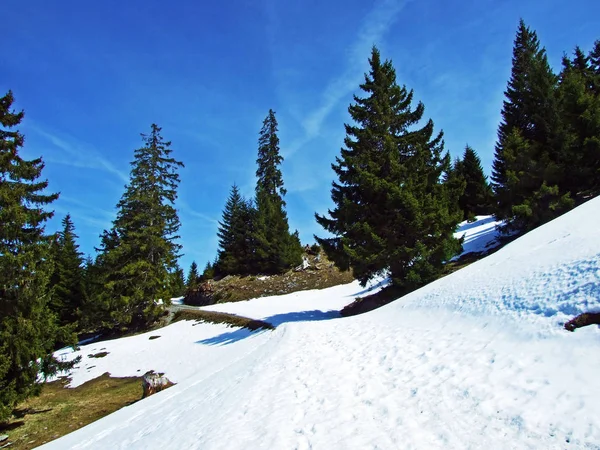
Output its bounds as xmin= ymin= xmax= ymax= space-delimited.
xmin=42 ymin=199 xmax=600 ymax=449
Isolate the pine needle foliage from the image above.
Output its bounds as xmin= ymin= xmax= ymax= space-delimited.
xmin=315 ymin=47 xmax=462 ymax=288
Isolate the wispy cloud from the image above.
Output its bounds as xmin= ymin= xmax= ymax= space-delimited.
xmin=31 ymin=125 xmax=129 ymax=183
xmin=177 ymin=198 xmax=219 ymax=226
xmin=282 ymin=0 xmax=409 ymax=157
xmin=52 ymin=196 xmax=116 ymax=232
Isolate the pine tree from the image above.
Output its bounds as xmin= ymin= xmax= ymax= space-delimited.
xmin=315 ymin=47 xmax=462 ymax=288
xmin=558 ymin=42 xmax=600 ymax=197
xmin=0 ymin=91 xmax=75 ymax=422
xmin=252 ymin=110 xmax=302 ymax=274
xmin=99 ymin=124 xmax=184 ymax=328
xmin=215 ymin=184 xmax=256 ymax=275
xmin=456 ymin=146 xmax=494 ymax=219
xmin=186 ymin=261 xmax=200 ymax=291
xmin=491 ymin=20 xmax=572 ymax=232
xmin=49 ymin=214 xmax=86 ymax=328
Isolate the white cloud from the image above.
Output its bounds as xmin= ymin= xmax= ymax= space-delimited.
xmin=283 ymin=0 xmax=409 ymax=157
xmin=32 ymin=125 xmax=129 ymax=183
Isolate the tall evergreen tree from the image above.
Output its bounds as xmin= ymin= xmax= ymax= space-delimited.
xmin=491 ymin=20 xmax=572 ymax=232
xmin=49 ymin=214 xmax=86 ymax=328
xmin=0 ymin=91 xmax=74 ymax=422
xmin=99 ymin=124 xmax=184 ymax=328
xmin=216 ymin=184 xmax=256 ymax=275
xmin=456 ymin=146 xmax=494 ymax=219
xmin=315 ymin=47 xmax=462 ymax=288
xmin=201 ymin=260 xmax=215 ymax=281
xmin=186 ymin=261 xmax=200 ymax=291
xmin=558 ymin=42 xmax=600 ymax=197
xmin=169 ymin=264 xmax=186 ymax=297
xmin=252 ymin=110 xmax=302 ymax=274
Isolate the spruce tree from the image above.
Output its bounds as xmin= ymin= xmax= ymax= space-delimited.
xmin=491 ymin=20 xmax=572 ymax=232
xmin=186 ymin=261 xmax=200 ymax=290
xmin=252 ymin=110 xmax=302 ymax=274
xmin=79 ymin=255 xmax=104 ymax=331
xmin=169 ymin=265 xmax=186 ymax=297
xmin=216 ymin=184 xmax=256 ymax=275
xmin=99 ymin=124 xmax=184 ymax=328
xmin=315 ymin=47 xmax=462 ymax=288
xmin=201 ymin=261 xmax=215 ymax=281
xmin=558 ymin=42 xmax=600 ymax=197
xmin=49 ymin=214 xmax=86 ymax=328
xmin=0 ymin=91 xmax=74 ymax=422
xmin=456 ymin=146 xmax=494 ymax=219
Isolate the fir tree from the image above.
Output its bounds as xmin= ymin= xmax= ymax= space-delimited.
xmin=491 ymin=20 xmax=572 ymax=232
xmin=169 ymin=265 xmax=186 ymax=297
xmin=186 ymin=261 xmax=200 ymax=290
xmin=201 ymin=261 xmax=215 ymax=281
xmin=216 ymin=184 xmax=256 ymax=275
xmin=558 ymin=42 xmax=600 ymax=197
xmin=315 ymin=47 xmax=462 ymax=288
xmin=0 ymin=91 xmax=75 ymax=422
xmin=456 ymin=146 xmax=494 ymax=219
xmin=99 ymin=124 xmax=184 ymax=328
xmin=79 ymin=255 xmax=104 ymax=331
xmin=49 ymin=214 xmax=86 ymax=328
xmin=252 ymin=110 xmax=302 ymax=274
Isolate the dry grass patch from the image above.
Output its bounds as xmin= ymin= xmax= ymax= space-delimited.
xmin=172 ymin=309 xmax=274 ymax=330
xmin=186 ymin=252 xmax=354 ymax=306
xmin=0 ymin=373 xmax=145 ymax=449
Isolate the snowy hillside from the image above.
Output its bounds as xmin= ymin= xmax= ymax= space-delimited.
xmin=42 ymin=198 xmax=600 ymax=449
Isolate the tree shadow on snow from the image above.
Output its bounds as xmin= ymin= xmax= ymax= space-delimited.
xmin=350 ymin=277 xmax=391 ymax=297
xmin=197 ymin=309 xmax=340 ymax=346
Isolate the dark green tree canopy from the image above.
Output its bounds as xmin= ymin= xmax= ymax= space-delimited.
xmin=491 ymin=20 xmax=572 ymax=232
xmin=186 ymin=261 xmax=200 ymax=291
xmin=315 ymin=47 xmax=462 ymax=288
xmin=455 ymin=146 xmax=494 ymax=219
xmin=49 ymin=214 xmax=86 ymax=328
xmin=216 ymin=184 xmax=256 ymax=275
xmin=252 ymin=110 xmax=302 ymax=274
xmin=98 ymin=124 xmax=184 ymax=328
xmin=0 ymin=91 xmax=74 ymax=422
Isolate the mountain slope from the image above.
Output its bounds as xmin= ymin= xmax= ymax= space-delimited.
xmin=41 ymin=197 xmax=600 ymax=449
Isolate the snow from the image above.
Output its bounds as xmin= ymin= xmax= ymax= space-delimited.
xmin=453 ymin=215 xmax=503 ymax=257
xmin=41 ymin=198 xmax=600 ymax=449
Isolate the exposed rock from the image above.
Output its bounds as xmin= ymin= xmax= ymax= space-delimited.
xmin=142 ymin=371 xmax=173 ymax=398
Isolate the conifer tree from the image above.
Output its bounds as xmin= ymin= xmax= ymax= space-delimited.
xmin=170 ymin=265 xmax=186 ymax=297
xmin=79 ymin=255 xmax=104 ymax=331
xmin=49 ymin=214 xmax=86 ymax=328
xmin=216 ymin=184 xmax=256 ymax=275
xmin=0 ymin=91 xmax=74 ymax=422
xmin=252 ymin=110 xmax=302 ymax=274
xmin=491 ymin=20 xmax=572 ymax=232
xmin=186 ymin=261 xmax=200 ymax=290
xmin=315 ymin=47 xmax=462 ymax=288
xmin=99 ymin=124 xmax=184 ymax=328
xmin=201 ymin=261 xmax=215 ymax=281
xmin=456 ymin=146 xmax=494 ymax=219
xmin=558 ymin=42 xmax=600 ymax=197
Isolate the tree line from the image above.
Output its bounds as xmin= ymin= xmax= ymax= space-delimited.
xmin=1 ymin=19 xmax=598 ymax=421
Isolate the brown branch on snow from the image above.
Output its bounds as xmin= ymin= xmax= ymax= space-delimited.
xmin=564 ymin=312 xmax=600 ymax=332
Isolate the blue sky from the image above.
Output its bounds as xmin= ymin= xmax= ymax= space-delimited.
xmin=3 ymin=0 xmax=599 ymax=272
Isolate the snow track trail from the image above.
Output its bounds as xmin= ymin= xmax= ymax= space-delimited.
xmin=41 ymin=198 xmax=600 ymax=449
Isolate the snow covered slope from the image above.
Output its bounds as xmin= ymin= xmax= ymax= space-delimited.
xmin=42 ymin=198 xmax=600 ymax=449
xmin=453 ymin=215 xmax=502 ymax=256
